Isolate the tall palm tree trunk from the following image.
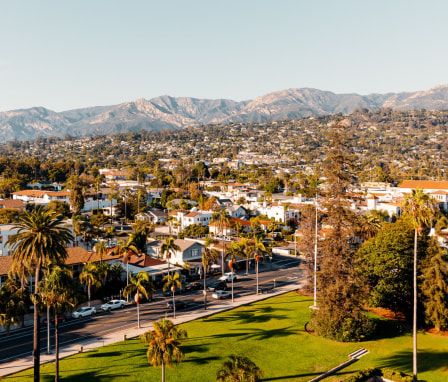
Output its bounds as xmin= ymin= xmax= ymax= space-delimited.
xmin=126 ymin=262 xmax=129 ymax=303
xmin=46 ymin=306 xmax=51 ymax=354
xmin=413 ymin=228 xmax=418 ymax=382
xmin=88 ymin=280 xmax=92 ymax=307
xmin=172 ymin=291 xmax=176 ymax=319
xmin=55 ymin=314 xmax=60 ymax=382
xmin=33 ymin=266 xmax=41 ymax=382
xmin=221 ymin=238 xmax=225 ymax=276
xmin=256 ymin=260 xmax=259 ymax=295
xmin=203 ymin=270 xmax=207 ymax=310
xmin=137 ymin=303 xmax=140 ymax=328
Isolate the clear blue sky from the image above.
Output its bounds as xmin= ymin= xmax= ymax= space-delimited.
xmin=1 ymin=0 xmax=447 ymax=112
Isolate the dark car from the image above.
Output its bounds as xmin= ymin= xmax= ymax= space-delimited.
xmin=166 ymin=299 xmax=188 ymax=310
xmin=184 ymin=282 xmax=202 ymax=292
xmin=207 ymin=281 xmax=228 ymax=292
xmin=42 ymin=315 xmax=67 ymax=325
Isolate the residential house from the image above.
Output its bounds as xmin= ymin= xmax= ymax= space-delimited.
xmin=226 ymin=205 xmax=249 ymax=219
xmin=208 ymin=217 xmax=252 ymax=236
xmin=136 ymin=208 xmax=167 ymax=224
xmin=398 ymin=180 xmax=448 ymax=211
xmin=147 ymin=238 xmax=203 ymax=270
xmin=0 ymin=199 xmax=26 ymax=211
xmin=12 ymin=190 xmax=71 ymax=206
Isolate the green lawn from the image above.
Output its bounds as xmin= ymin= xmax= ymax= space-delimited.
xmin=5 ymin=292 xmax=448 ymax=382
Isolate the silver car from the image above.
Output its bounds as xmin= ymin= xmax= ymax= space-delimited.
xmin=72 ymin=306 xmax=96 ymax=318
xmin=212 ymin=290 xmax=231 ymax=299
xmin=101 ymin=299 xmax=126 ymax=311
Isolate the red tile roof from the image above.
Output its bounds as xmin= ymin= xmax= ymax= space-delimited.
xmin=399 ymin=180 xmax=448 ymax=190
xmin=65 ymin=247 xmax=92 ymax=265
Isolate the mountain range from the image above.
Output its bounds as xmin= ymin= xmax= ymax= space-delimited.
xmin=2 ymin=85 xmax=448 ymax=142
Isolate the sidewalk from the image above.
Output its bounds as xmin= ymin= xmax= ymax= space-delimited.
xmin=0 ymin=281 xmax=303 ymax=378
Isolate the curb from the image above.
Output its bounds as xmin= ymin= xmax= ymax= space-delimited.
xmin=0 ymin=283 xmax=302 ymax=377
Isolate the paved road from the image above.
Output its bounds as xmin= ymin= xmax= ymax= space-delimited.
xmin=0 ymin=255 xmax=303 ymax=368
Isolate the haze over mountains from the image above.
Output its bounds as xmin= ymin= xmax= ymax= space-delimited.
xmin=2 ymin=85 xmax=448 ymax=142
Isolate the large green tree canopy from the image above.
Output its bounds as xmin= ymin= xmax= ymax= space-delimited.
xmin=357 ymin=219 xmax=428 ymax=318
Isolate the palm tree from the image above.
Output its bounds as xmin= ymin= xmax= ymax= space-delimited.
xmin=401 ymin=188 xmax=437 ymax=382
xmin=250 ymin=216 xmax=261 ymax=240
xmin=232 ymin=238 xmax=253 ymax=276
xmin=216 ymin=354 xmax=263 ymax=382
xmin=252 ymin=237 xmax=268 ymax=295
xmin=130 ymin=220 xmax=154 ymax=251
xmin=108 ymin=184 xmax=117 ymax=228
xmin=166 ymin=215 xmax=177 ymax=235
xmin=121 ymin=187 xmax=130 ymax=224
xmin=267 ymin=219 xmax=277 ymax=238
xmin=39 ymin=266 xmax=74 ymax=382
xmin=115 ymin=237 xmax=138 ymax=300
xmin=358 ymin=211 xmax=387 ymax=240
xmin=123 ymin=271 xmax=154 ymax=328
xmin=140 ymin=318 xmax=187 ymax=382
xmin=94 ymin=240 xmax=108 ymax=264
xmin=94 ymin=174 xmax=105 ymax=212
xmin=160 ymin=237 xmax=181 ymax=280
xmin=137 ymin=188 xmax=145 ymax=214
xmin=163 ymin=272 xmax=182 ymax=319
xmin=202 ymin=237 xmax=220 ymax=310
xmin=0 ymin=276 xmax=27 ymax=334
xmin=6 ymin=207 xmax=73 ymax=382
xmin=71 ymin=214 xmax=84 ymax=246
xmin=211 ymin=209 xmax=231 ymax=275
xmin=79 ymin=262 xmax=102 ymax=307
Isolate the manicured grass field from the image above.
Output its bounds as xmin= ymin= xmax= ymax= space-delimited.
xmin=5 ymin=292 xmax=448 ymax=381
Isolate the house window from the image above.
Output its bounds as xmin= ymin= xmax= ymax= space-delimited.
xmin=192 ymin=249 xmax=198 ymax=258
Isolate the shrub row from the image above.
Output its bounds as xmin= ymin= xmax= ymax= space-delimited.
xmin=341 ymin=367 xmax=415 ymax=382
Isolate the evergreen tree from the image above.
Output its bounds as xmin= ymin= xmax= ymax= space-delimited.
xmin=421 ymin=238 xmax=448 ymax=331
xmin=311 ymin=125 xmax=374 ymax=342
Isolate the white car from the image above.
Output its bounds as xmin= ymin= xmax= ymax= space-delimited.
xmin=219 ymin=272 xmax=237 ymax=282
xmin=101 ymin=299 xmax=126 ymax=311
xmin=212 ymin=290 xmax=232 ymax=299
xmin=72 ymin=306 xmax=96 ymax=318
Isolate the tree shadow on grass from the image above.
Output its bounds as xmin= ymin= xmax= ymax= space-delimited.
xmin=370 ymin=317 xmax=411 ymax=340
xmin=211 ymin=325 xmax=299 ymax=342
xmin=378 ymin=349 xmax=448 ymax=375
xmin=87 ymin=350 xmax=122 ymax=358
xmin=41 ymin=371 xmax=130 ymax=382
xmin=183 ymin=355 xmax=221 ymax=365
xmin=204 ymin=307 xmax=291 ymax=325
xmin=180 ymin=343 xmax=210 ymax=355
xmin=263 ymin=371 xmax=331 ymax=381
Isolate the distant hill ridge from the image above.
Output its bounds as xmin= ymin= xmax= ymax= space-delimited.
xmin=2 ymin=85 xmax=448 ymax=141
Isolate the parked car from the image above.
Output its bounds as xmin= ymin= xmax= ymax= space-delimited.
xmin=42 ymin=315 xmax=67 ymax=325
xmin=219 ymin=272 xmax=237 ymax=282
xmin=101 ymin=299 xmax=126 ymax=311
xmin=72 ymin=306 xmax=96 ymax=318
xmin=207 ymin=281 xmax=228 ymax=292
xmin=184 ymin=282 xmax=202 ymax=292
xmin=212 ymin=290 xmax=232 ymax=300
xmin=166 ymin=299 xmax=188 ymax=310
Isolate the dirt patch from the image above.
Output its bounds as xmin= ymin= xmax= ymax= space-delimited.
xmin=425 ymin=328 xmax=448 ymax=336
xmin=366 ymin=307 xmax=406 ymax=321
